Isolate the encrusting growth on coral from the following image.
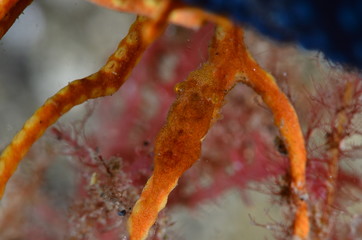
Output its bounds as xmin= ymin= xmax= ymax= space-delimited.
xmin=0 ymin=1 xmax=309 ymax=239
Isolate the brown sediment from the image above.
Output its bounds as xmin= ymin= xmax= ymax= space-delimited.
xmin=0 ymin=13 xmax=170 ymax=197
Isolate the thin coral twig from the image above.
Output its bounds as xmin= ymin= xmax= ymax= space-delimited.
xmin=234 ymin=35 xmax=309 ymax=240
xmin=0 ymin=14 xmax=170 ymax=197
xmin=316 ymin=81 xmax=355 ymax=239
xmin=0 ymin=0 xmax=32 ymax=39
xmin=220 ymin=26 xmax=309 ymax=240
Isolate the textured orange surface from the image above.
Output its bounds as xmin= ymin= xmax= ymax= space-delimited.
xmin=236 ymin=42 xmax=309 ymax=240
xmin=0 ymin=0 xmax=19 ymax=19
xmin=128 ymin=23 xmax=239 ymax=240
xmin=0 ymin=0 xmax=32 ymax=38
xmin=228 ymin=30 xmax=309 ymax=240
xmin=128 ymin=24 xmax=309 ymax=239
xmin=0 ymin=15 xmax=169 ymax=197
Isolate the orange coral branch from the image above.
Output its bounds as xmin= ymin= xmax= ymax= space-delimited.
xmin=129 ymin=23 xmax=309 ymax=239
xmin=232 ymin=36 xmax=309 ymax=239
xmin=128 ymin=23 xmax=239 ymax=240
xmin=200 ymin=24 xmax=309 ymax=239
xmin=0 ymin=0 xmax=32 ymax=39
xmin=0 ymin=14 xmax=170 ymax=197
xmin=243 ymin=60 xmax=309 ymax=239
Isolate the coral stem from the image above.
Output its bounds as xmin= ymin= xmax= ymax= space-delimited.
xmin=0 ymin=0 xmax=33 ymax=39
xmin=128 ymin=23 xmax=240 ymax=240
xmin=0 ymin=15 xmax=169 ymax=197
xmin=316 ymin=81 xmax=354 ymax=239
xmin=234 ymin=34 xmax=309 ymax=239
xmin=129 ymin=23 xmax=309 ymax=239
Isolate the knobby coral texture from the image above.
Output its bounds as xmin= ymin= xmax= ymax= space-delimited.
xmin=0 ymin=0 xmax=361 ymax=240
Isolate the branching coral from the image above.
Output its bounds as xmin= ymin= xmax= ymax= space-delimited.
xmin=302 ymin=72 xmax=362 ymax=240
xmin=0 ymin=1 xmax=310 ymax=239
xmin=0 ymin=7 xmax=171 ymax=197
xmin=128 ymin=22 xmax=308 ymax=240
